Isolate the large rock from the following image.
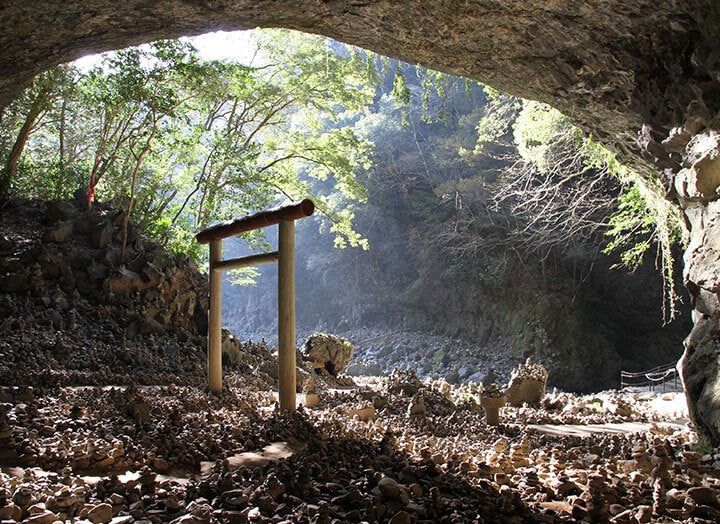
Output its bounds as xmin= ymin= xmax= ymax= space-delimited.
xmin=45 ymin=221 xmax=73 ymax=242
xmin=506 ymin=359 xmax=548 ymax=408
xmin=88 ymin=503 xmax=113 ymax=524
xmin=302 ymin=332 xmax=354 ymax=375
xmin=92 ymin=220 xmax=114 ymax=248
xmin=681 ymin=197 xmax=720 ymax=444
xmin=104 ymin=268 xmax=147 ymax=295
xmin=44 ymin=201 xmax=76 ymax=223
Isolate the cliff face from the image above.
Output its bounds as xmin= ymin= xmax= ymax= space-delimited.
xmin=0 ymin=0 xmax=719 ymax=441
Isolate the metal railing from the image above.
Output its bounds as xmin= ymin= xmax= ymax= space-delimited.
xmin=620 ymin=361 xmax=680 ymax=392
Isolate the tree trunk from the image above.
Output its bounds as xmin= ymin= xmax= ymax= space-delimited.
xmin=0 ymin=84 xmax=50 ymax=201
xmin=121 ymin=116 xmax=156 ymax=259
xmin=57 ymin=97 xmax=67 ymax=197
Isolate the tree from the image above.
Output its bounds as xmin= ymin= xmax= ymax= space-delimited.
xmin=0 ymin=30 xmax=379 ymax=258
xmin=0 ymin=69 xmax=63 ymax=202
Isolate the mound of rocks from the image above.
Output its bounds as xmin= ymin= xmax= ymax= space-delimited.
xmin=506 ymin=358 xmax=548 ymax=408
xmin=302 ymin=332 xmax=354 ymax=376
xmin=0 ymin=198 xmax=274 ymax=389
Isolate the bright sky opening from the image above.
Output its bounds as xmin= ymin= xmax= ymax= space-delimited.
xmin=72 ymin=30 xmax=258 ymax=69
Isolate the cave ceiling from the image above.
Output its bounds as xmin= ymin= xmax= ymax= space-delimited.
xmin=0 ymin=0 xmax=717 ymax=178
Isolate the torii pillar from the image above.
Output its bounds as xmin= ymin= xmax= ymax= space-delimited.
xmin=195 ymin=199 xmax=315 ymax=411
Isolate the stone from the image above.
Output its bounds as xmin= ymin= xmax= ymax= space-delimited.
xmin=153 ymin=456 xmax=170 ymax=473
xmin=127 ymin=400 xmax=151 ymax=423
xmin=346 ymin=405 xmax=375 ymax=421
xmin=87 ymin=262 xmax=108 ymax=279
xmin=24 ymin=511 xmax=59 ymax=524
xmin=445 ymin=372 xmax=459 ymax=384
xmin=407 ymin=396 xmax=426 ymax=418
xmin=45 ymin=201 xmax=77 ymax=222
xmin=304 ymin=393 xmax=319 ymax=408
xmin=104 ymin=268 xmax=146 ymax=295
xmin=0 ymin=504 xmax=21 ymax=520
xmin=46 ymin=221 xmax=73 ymax=242
xmin=378 ymin=477 xmax=402 ymax=499
xmin=302 ymin=332 xmax=354 ymax=375
xmin=344 ymin=361 xmax=383 ymax=376
xmin=88 ymin=503 xmax=113 ymax=523
xmin=686 ymin=486 xmax=718 ymax=507
xmin=480 ymin=394 xmax=506 ymax=426
xmin=0 ymin=273 xmax=27 ymax=293
xmin=609 ymin=508 xmax=635 ymax=523
xmin=388 ymin=510 xmax=411 ymax=524
xmin=143 ymin=262 xmax=164 ymax=285
xmin=635 ymin=505 xmax=653 ymax=523
xmin=92 ymin=220 xmax=114 ymax=248
xmin=466 ymin=371 xmax=486 ymax=384
xmin=110 ymin=517 xmax=134 ymax=524
xmin=506 ymin=359 xmax=547 ymax=408
xmin=133 ymin=314 xmax=165 ymax=336
xmin=387 ymin=369 xmax=422 ymax=396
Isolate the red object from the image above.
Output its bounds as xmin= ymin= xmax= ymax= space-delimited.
xmin=87 ymin=173 xmax=95 ymax=203
xmin=87 ymin=155 xmax=103 ymax=204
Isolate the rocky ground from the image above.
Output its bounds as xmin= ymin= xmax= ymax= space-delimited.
xmin=1 ymin=199 xmax=720 ymax=523
xmin=247 ymin=327 xmax=522 ymax=388
xmin=1 ymin=370 xmax=717 ymax=524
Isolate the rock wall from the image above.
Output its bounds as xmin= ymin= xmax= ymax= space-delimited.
xmin=0 ymin=0 xmax=719 ymax=440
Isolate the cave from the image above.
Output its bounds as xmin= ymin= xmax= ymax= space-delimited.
xmin=1 ymin=0 xmax=720 ymax=443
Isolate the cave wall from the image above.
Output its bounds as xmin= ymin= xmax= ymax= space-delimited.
xmin=1 ymin=0 xmax=720 ymax=441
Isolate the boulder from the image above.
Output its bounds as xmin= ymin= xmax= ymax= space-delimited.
xmin=92 ymin=220 xmax=113 ymax=248
xmin=302 ymin=332 xmax=354 ymax=376
xmin=132 ymin=314 xmax=165 ymax=336
xmin=45 ymin=200 xmax=76 ymax=223
xmin=104 ymin=268 xmax=146 ymax=295
xmin=88 ymin=503 xmax=113 ymax=524
xmin=304 ymin=393 xmax=319 ymax=408
xmin=346 ymin=404 xmax=375 ymax=421
xmin=506 ymin=359 xmax=548 ymax=407
xmin=45 ymin=221 xmax=73 ymax=242
xmin=445 ymin=371 xmax=459 ymax=384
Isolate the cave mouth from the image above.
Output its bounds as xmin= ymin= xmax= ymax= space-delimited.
xmin=1 ymin=0 xmax=719 ymax=444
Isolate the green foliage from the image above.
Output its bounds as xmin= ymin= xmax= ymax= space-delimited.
xmin=1 ymin=30 xmax=381 ymax=259
xmin=391 ymin=68 xmax=411 ymax=106
xmin=509 ymin=99 xmax=685 ymax=319
xmin=603 ymin=174 xmax=684 ymax=321
xmin=513 ymin=101 xmax=579 ymax=172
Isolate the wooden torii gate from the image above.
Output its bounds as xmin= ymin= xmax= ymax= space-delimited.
xmin=195 ymin=199 xmax=315 ymax=411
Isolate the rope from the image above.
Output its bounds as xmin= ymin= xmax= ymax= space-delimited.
xmin=620 ymin=361 xmax=678 ymax=389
